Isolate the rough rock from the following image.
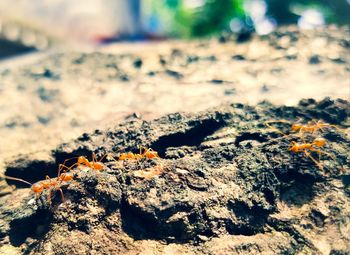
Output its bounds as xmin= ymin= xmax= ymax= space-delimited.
xmin=0 ymin=98 xmax=349 ymax=254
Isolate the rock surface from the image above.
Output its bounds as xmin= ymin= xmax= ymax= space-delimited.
xmin=0 ymin=98 xmax=349 ymax=254
xmin=0 ymin=26 xmax=349 ymax=165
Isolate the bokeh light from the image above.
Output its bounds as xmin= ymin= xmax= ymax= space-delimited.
xmin=298 ymin=9 xmax=325 ymax=29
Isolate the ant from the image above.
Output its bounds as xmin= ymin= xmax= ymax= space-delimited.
xmin=118 ymin=152 xmax=143 ymax=161
xmin=266 ymin=119 xmax=343 ymax=172
xmin=3 ymin=172 xmax=74 ymax=204
xmin=288 ymin=137 xmax=336 ymax=169
xmin=290 ymin=120 xmax=340 ymax=135
xmin=119 ymin=147 xmax=159 ymax=161
xmin=266 ymin=119 xmax=340 ymax=137
xmin=141 ymin=147 xmax=159 ymax=159
xmin=58 ymin=153 xmax=108 ymax=175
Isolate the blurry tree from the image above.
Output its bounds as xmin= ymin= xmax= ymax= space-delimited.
xmin=147 ymin=0 xmax=350 ymax=37
xmin=267 ymin=0 xmax=350 ymax=25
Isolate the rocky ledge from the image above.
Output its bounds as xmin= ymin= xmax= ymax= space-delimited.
xmin=0 ymin=97 xmax=349 ymax=255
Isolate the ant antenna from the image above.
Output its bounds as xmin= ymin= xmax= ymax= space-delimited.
xmin=264 ymin=120 xmax=290 ymax=137
xmin=3 ymin=175 xmax=32 ymax=186
xmin=57 ymin=156 xmax=82 ymax=176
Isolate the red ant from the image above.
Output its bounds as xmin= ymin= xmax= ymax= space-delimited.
xmin=266 ymin=119 xmax=343 ymax=172
xmin=288 ymin=137 xmax=336 ymax=169
xmin=118 ymin=152 xmax=143 ymax=161
xmin=290 ymin=120 xmax=340 ymax=135
xmin=141 ymin=147 xmax=159 ymax=159
xmin=58 ymin=153 xmax=108 ymax=175
xmin=3 ymin=172 xmax=74 ymax=204
xmin=119 ymin=147 xmax=159 ymax=161
xmin=266 ymin=119 xmax=340 ymax=137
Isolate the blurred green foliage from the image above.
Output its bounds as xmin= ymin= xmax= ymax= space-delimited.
xmin=149 ymin=0 xmax=350 ymax=37
xmin=267 ymin=0 xmax=350 ymax=25
xmin=171 ymin=0 xmax=245 ymax=37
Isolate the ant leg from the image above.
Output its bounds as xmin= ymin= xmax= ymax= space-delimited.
xmin=106 ymin=153 xmax=118 ymax=162
xmin=140 ymin=146 xmax=155 ymax=155
xmin=304 ymin=150 xmax=323 ymax=169
xmin=328 ymin=124 xmax=343 ymax=133
xmin=60 ymin=156 xmax=79 ymax=165
xmin=288 ymin=141 xmax=299 ymax=151
xmin=318 ymin=149 xmax=321 ymax=162
xmin=137 ymin=146 xmax=146 ymax=159
xmin=316 ymin=150 xmax=345 ymax=173
xmin=58 ymin=163 xmax=79 ymax=175
xmin=97 ymin=153 xmax=110 ymax=163
xmin=58 ymin=160 xmax=80 ymax=176
xmin=142 ymin=147 xmax=150 ymax=156
xmin=264 ymin=121 xmax=290 ymax=137
xmin=91 ymin=152 xmax=110 ymax=172
xmin=47 ymin=189 xmax=52 ymax=205
xmin=314 ymin=149 xmax=337 ymax=162
xmin=92 ymin=152 xmax=108 ymax=164
xmin=64 ymin=156 xmax=82 ymax=164
xmin=145 ymin=148 xmax=159 ymax=159
xmin=57 ymin=188 xmax=65 ymax=202
xmin=299 ymin=133 xmax=307 ymax=144
xmin=58 ymin=164 xmax=68 ymax=174
xmin=295 ymin=117 xmax=304 ymax=123
xmin=35 ymin=192 xmax=40 ymax=199
xmin=318 ymin=121 xmax=343 ymax=133
xmin=45 ymin=175 xmax=53 ymax=185
xmin=92 ymin=152 xmax=98 ymax=164
xmin=308 ymin=119 xmax=317 ymax=125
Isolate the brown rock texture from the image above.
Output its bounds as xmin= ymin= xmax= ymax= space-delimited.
xmin=0 ymin=98 xmax=349 ymax=255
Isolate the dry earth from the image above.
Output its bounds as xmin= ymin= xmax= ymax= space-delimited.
xmin=0 ymin=26 xmax=349 ymax=254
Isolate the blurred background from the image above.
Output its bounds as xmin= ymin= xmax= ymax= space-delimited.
xmin=0 ymin=0 xmax=349 ymax=59
xmin=144 ymin=0 xmax=350 ymax=37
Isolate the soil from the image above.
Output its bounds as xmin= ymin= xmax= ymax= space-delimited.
xmin=0 ymin=26 xmax=349 ymax=254
xmin=0 ymin=98 xmax=349 ymax=255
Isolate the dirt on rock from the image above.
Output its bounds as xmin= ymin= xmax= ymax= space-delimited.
xmin=0 ymin=98 xmax=349 ymax=255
